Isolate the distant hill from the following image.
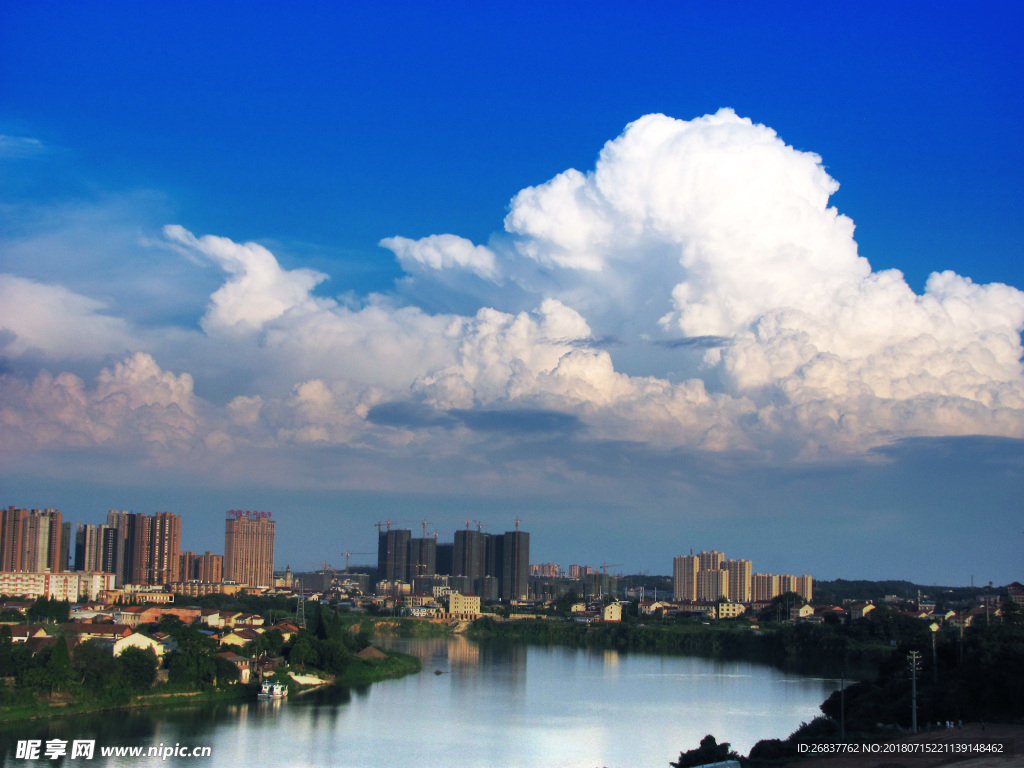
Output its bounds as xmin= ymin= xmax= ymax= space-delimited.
xmin=813 ymin=578 xmax=1005 ymax=605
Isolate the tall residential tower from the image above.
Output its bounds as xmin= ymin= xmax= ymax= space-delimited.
xmin=224 ymin=513 xmax=275 ymax=588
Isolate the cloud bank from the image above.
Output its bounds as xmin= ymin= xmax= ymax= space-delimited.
xmin=2 ymin=109 xmax=1023 ymax=483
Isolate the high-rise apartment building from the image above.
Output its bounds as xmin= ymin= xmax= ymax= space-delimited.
xmin=224 ymin=515 xmax=275 ymax=588
xmin=407 ymin=536 xmax=436 ymax=582
xmin=377 ymin=528 xmax=411 ymax=584
xmin=73 ymin=524 xmax=114 ymax=572
xmin=673 ymin=555 xmax=699 ymax=601
xmin=778 ymin=574 xmax=798 ymax=596
xmin=696 ymin=568 xmax=729 ymax=601
xmin=148 ymin=512 xmax=181 ymax=585
xmin=435 ymin=542 xmax=453 ymax=576
xmin=0 ymin=507 xmax=64 ymax=573
xmin=105 ymin=510 xmax=181 ymax=586
xmin=454 ymin=529 xmax=486 ymax=583
xmin=752 ymin=573 xmax=781 ymax=602
xmin=698 ymin=550 xmax=724 ymax=572
xmin=500 ymin=529 xmax=529 ymax=601
xmin=180 ymin=551 xmax=224 ymax=583
xmin=724 ymin=559 xmax=752 ymax=603
xmin=795 ymin=575 xmax=813 ymax=602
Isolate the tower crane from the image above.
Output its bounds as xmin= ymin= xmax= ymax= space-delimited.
xmin=342 ymin=551 xmax=376 ymax=572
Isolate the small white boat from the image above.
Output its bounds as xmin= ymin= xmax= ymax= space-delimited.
xmin=258 ymin=682 xmax=288 ymax=699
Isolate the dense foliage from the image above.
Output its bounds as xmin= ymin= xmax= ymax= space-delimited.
xmin=282 ymin=604 xmax=373 ymax=676
xmin=671 ymin=735 xmax=739 ymax=768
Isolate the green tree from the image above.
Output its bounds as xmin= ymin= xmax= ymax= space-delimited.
xmin=73 ymin=639 xmax=118 ymax=695
xmin=1002 ymin=600 xmax=1022 ymax=625
xmin=46 ymin=635 xmax=73 ymax=691
xmin=288 ymin=632 xmax=316 ymax=672
xmin=213 ymin=655 xmax=241 ymax=687
xmin=117 ymin=647 xmax=158 ymax=692
xmin=257 ymin=628 xmax=285 ymax=658
xmin=554 ymin=590 xmax=580 ymax=614
xmin=0 ymin=625 xmax=14 ymax=677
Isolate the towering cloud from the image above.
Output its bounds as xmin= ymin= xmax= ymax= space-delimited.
xmin=2 ymin=110 xmax=1022 ymax=476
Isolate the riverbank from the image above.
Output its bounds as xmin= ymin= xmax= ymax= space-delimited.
xmin=0 ymin=681 xmax=253 ymax=723
xmin=0 ymin=646 xmax=421 ymax=723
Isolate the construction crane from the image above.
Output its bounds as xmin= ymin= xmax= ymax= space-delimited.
xmin=599 ymin=563 xmax=624 ymax=576
xmin=342 ymin=551 xmax=375 ymax=572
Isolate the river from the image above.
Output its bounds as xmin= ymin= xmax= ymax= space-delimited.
xmin=0 ymin=637 xmax=842 ymax=768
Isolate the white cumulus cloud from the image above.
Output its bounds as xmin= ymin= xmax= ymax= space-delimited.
xmin=3 ymin=110 xmax=1023 ymax=473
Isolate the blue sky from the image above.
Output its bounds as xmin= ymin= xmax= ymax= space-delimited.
xmin=2 ymin=3 xmax=1022 ymax=586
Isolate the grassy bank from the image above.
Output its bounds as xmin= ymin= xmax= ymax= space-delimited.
xmin=340 ymin=615 xmax=452 ymax=638
xmin=334 ymin=649 xmax=421 ymax=686
xmin=0 ymin=681 xmax=254 ymax=723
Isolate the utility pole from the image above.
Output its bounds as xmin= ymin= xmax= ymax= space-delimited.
xmin=908 ymin=651 xmax=921 ymax=734
xmin=295 ymin=579 xmax=306 ymax=629
xmin=839 ymin=635 xmax=848 ymax=740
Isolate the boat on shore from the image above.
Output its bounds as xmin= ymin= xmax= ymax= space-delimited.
xmin=258 ymin=682 xmax=288 ymax=699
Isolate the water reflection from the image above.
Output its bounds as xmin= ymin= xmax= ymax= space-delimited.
xmin=0 ymin=639 xmax=840 ymax=768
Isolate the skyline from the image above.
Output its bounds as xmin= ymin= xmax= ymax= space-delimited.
xmin=2 ymin=5 xmax=1022 ymax=586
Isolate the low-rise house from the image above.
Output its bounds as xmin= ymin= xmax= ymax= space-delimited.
xmin=902 ymin=609 xmax=932 ymax=620
xmin=676 ymin=601 xmax=718 ymax=619
xmin=269 ymin=621 xmax=299 ymax=642
xmin=444 ymin=592 xmax=481 ymax=619
xmin=1008 ymin=582 xmax=1024 ymax=606
xmin=200 ymin=609 xmax=227 ymax=629
xmin=638 ymin=600 xmax=675 ymax=616
xmin=151 ymin=631 xmax=179 ymax=653
xmin=114 ymin=606 xmax=147 ymax=627
xmin=716 ymin=602 xmax=746 ymax=620
xmin=69 ymin=607 xmax=116 ymax=623
xmin=113 ymin=632 xmax=165 ymax=658
xmin=59 ymin=623 xmax=134 ymax=645
xmin=219 ymin=628 xmax=263 ymax=648
xmin=135 ymin=606 xmax=201 ymax=625
xmin=217 ymin=651 xmax=252 ymax=684
xmin=602 ymin=603 xmax=623 ymax=622
xmin=218 ymin=612 xmax=245 ymax=628
xmin=789 ymin=604 xmax=814 ymax=621
xmin=406 ymin=593 xmax=435 ymax=608
xmin=9 ymin=625 xmax=48 ymax=644
xmin=850 ymin=603 xmax=875 ymax=620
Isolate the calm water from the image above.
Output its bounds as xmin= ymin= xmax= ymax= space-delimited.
xmin=1 ymin=637 xmax=841 ymax=768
